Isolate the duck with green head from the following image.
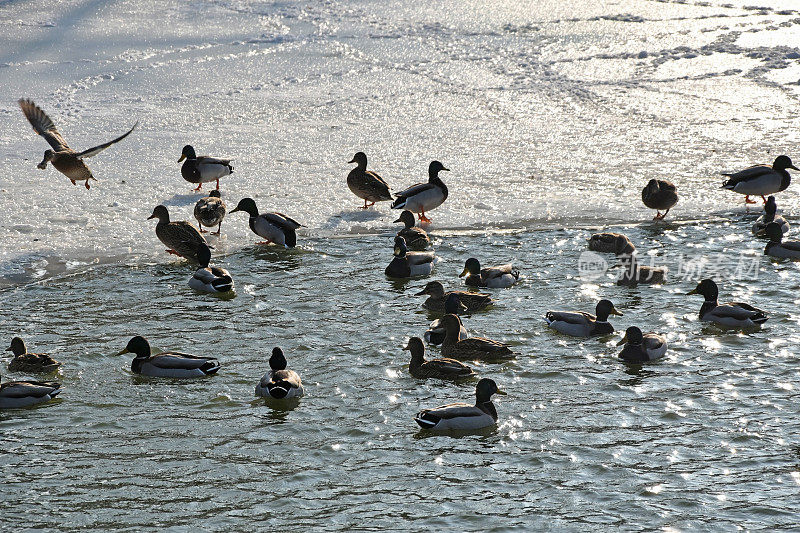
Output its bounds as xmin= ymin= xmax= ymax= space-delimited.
xmin=391 ymin=160 xmax=449 ymax=223
xmin=255 ymin=347 xmax=304 ymax=399
xmin=617 ymin=326 xmax=667 ymax=363
xmin=414 ymin=378 xmax=506 ymax=431
xmin=545 ymin=299 xmax=622 ymax=337
xmin=230 ymin=198 xmax=303 ymax=248
xmin=178 ymin=145 xmax=233 ymax=192
xmin=0 ymin=374 xmax=61 ymax=409
xmin=117 ymin=336 xmax=220 ymax=378
xmin=188 ymin=242 xmax=234 ymax=293
xmin=687 ymin=279 xmax=767 ymax=328
xmin=148 ymin=205 xmax=208 ymax=260
xmin=764 ymin=222 xmax=800 ymax=259
xmin=385 ymin=236 xmax=435 ymax=278
xmin=721 ymin=155 xmax=798 ymax=205
xmin=460 ymin=257 xmax=519 ymax=288
xmin=347 ymin=152 xmax=392 ymax=209
xmin=6 ymin=337 xmax=61 ymax=373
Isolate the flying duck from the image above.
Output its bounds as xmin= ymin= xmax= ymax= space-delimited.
xmin=230 ymin=198 xmax=303 ymax=248
xmin=188 ymin=242 xmax=234 ymax=293
xmin=194 ymin=190 xmax=226 ymax=234
xmin=642 ymin=179 xmax=678 ymax=220
xmin=18 ymin=98 xmax=136 ymax=189
xmin=347 ymin=152 xmax=392 ymax=209
xmin=459 ymin=258 xmax=519 ymax=288
xmin=405 ymin=336 xmax=475 ymax=381
xmin=617 ymin=326 xmax=667 ymax=363
xmin=588 ymin=232 xmax=636 ymax=255
xmin=544 ymin=299 xmax=622 ymax=337
xmin=687 ymin=279 xmax=767 ymax=328
xmin=178 ymin=145 xmax=233 ymax=192
xmin=255 ymin=347 xmax=304 ymax=399
xmin=6 ymin=337 xmax=61 ymax=373
xmin=415 ymin=280 xmax=494 ymax=314
xmin=752 ymin=196 xmax=789 ymax=237
xmin=391 ymin=161 xmax=449 ymax=223
xmin=394 ymin=210 xmax=430 ymax=250
xmin=148 ymin=205 xmax=207 ymax=260
xmin=424 ymin=294 xmax=469 ymax=345
xmin=764 ymin=222 xmax=800 ymax=259
xmin=721 ymin=155 xmax=797 ymax=205
xmin=0 ymin=375 xmax=62 ymax=409
xmin=117 ymin=336 xmax=220 ymax=378
xmin=385 ymin=236 xmax=435 ymax=278
xmin=439 ymin=314 xmax=514 ymax=361
xmin=414 ymin=378 xmax=505 ymax=431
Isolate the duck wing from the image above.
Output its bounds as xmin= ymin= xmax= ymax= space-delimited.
xmin=422 ymin=358 xmax=473 ymax=377
xmin=149 ymin=352 xmax=219 ymax=371
xmin=18 ymin=99 xmax=71 ymax=152
xmin=481 ymin=264 xmax=517 ymax=280
xmin=417 ymin=402 xmax=480 ymax=421
xmin=712 ymin=302 xmax=767 ymax=321
xmin=0 ymin=380 xmax=61 ymax=398
xmin=267 ymin=212 xmax=304 ymax=230
xmin=365 ymin=170 xmax=390 ymax=190
xmin=406 ymin=251 xmax=435 ymax=266
xmin=394 ymin=182 xmax=431 ymax=199
xmin=270 ymin=369 xmax=302 ymax=389
xmin=544 ymin=311 xmax=593 ymax=325
xmin=76 ymin=122 xmax=137 ymax=159
xmin=721 ymin=165 xmax=772 ymax=186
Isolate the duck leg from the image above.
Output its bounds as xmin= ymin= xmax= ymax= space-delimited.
xmin=761 ymin=195 xmax=768 ymax=204
xmin=216 ymin=178 xmax=220 ymax=190
xmin=193 ymin=183 xmax=203 ymax=192
xmin=418 ymin=209 xmax=432 ymax=223
xmin=70 ymin=179 xmax=77 ymax=186
xmin=744 ymin=195 xmax=756 ymax=205
xmin=198 ymin=223 xmax=207 ymax=233
xmin=652 ymin=211 xmax=662 ymax=220
xmin=166 ymin=249 xmax=182 ymax=256
xmin=84 ymin=180 xmax=91 ymax=190
xmin=213 ymin=221 xmax=222 ymax=235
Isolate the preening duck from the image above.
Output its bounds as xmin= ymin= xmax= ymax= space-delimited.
xmin=414 ymin=378 xmax=505 ymax=431
xmin=721 ymin=155 xmax=797 ymax=205
xmin=385 ymin=236 xmax=435 ymax=278
xmin=440 ymin=314 xmax=514 ymax=361
xmin=687 ymin=279 xmax=767 ymax=328
xmin=617 ymin=326 xmax=667 ymax=363
xmin=405 ymin=336 xmax=475 ymax=381
xmin=0 ymin=375 xmax=61 ymax=409
xmin=188 ymin=242 xmax=234 ymax=293
xmin=424 ymin=294 xmax=469 ymax=345
xmin=391 ymin=161 xmax=449 ymax=223
xmin=148 ymin=205 xmax=207 ymax=260
xmin=194 ymin=190 xmax=226 ymax=235
xmin=544 ymin=299 xmax=622 ymax=337
xmin=230 ymin=198 xmax=303 ymax=248
xmin=394 ymin=210 xmax=430 ymax=250
xmin=6 ymin=337 xmax=61 ymax=373
xmin=415 ymin=280 xmax=494 ymax=314
xmin=18 ymin=98 xmax=136 ymax=190
xmin=178 ymin=145 xmax=233 ymax=192
xmin=642 ymin=179 xmax=678 ymax=220
xmin=255 ymin=347 xmax=304 ymax=399
xmin=460 ymin=258 xmax=519 ymax=288
xmin=764 ymin=222 xmax=800 ymax=259
xmin=587 ymin=232 xmax=636 ymax=255
xmin=117 ymin=336 xmax=220 ymax=378
xmin=752 ymin=196 xmax=789 ymax=237
xmin=347 ymin=152 xmax=392 ymax=209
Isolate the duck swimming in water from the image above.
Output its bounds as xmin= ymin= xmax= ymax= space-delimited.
xmin=0 ymin=375 xmax=61 ymax=409
xmin=394 ymin=210 xmax=430 ymax=250
xmin=414 ymin=378 xmax=505 ymax=431
xmin=6 ymin=337 xmax=61 ymax=373
xmin=405 ymin=336 xmax=475 ymax=381
xmin=117 ymin=336 xmax=220 ymax=378
xmin=255 ymin=347 xmax=304 ymax=399
xmin=459 ymin=258 xmax=519 ymax=288
xmin=687 ymin=279 xmax=767 ymax=329
xmin=763 ymin=222 xmax=800 ymax=259
xmin=752 ymin=196 xmax=789 ymax=237
xmin=385 ymin=236 xmax=435 ymax=278
xmin=415 ymin=281 xmax=494 ymax=314
xmin=544 ymin=299 xmax=622 ymax=337
xmin=617 ymin=326 xmax=667 ymax=363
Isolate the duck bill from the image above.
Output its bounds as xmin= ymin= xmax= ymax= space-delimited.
xmin=347 ymin=157 xmax=356 ymax=164
xmin=229 ymin=207 xmax=240 ymax=214
xmin=790 ymin=165 xmax=800 ymax=171
xmin=414 ymin=288 xmax=429 ymax=296
xmin=393 ymin=247 xmax=402 ymax=256
xmin=4 ymin=345 xmax=12 ymax=351
xmin=402 ymin=344 xmax=410 ymax=351
xmin=687 ymin=288 xmax=699 ymax=295
xmin=495 ymin=389 xmax=507 ymax=395
xmin=616 ymin=335 xmax=628 ymax=346
xmin=147 ymin=214 xmax=156 ymax=220
xmin=610 ymin=308 xmax=623 ymax=316
xmin=37 ymin=157 xmax=48 ymax=170
xmin=393 ymin=217 xmax=402 ymax=223
xmin=442 ymin=167 xmax=450 ymax=172
xmin=458 ymin=268 xmax=468 ymax=278
xmin=178 ymin=154 xmax=187 ymax=162
xmin=116 ymin=348 xmax=130 ymax=355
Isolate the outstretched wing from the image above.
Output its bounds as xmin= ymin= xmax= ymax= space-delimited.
xmin=18 ymin=99 xmax=71 ymax=151
xmin=76 ymin=122 xmax=137 ymax=159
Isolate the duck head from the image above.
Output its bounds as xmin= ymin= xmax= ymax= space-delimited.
xmin=403 ymin=336 xmax=426 ymax=364
xmin=348 ymin=152 xmax=368 ymax=169
xmin=595 ymin=299 xmax=623 ymax=321
xmin=428 ymin=160 xmax=449 ymax=180
xmin=440 ymin=314 xmax=463 ymax=336
xmin=475 ymin=378 xmax=506 ymax=403
xmin=147 ymin=205 xmax=170 ymax=223
xmin=38 ymin=149 xmax=55 ymax=170
xmin=209 ymin=190 xmax=221 ymax=199
xmin=393 ymin=236 xmax=409 ymax=257
xmin=178 ymin=145 xmax=197 ymax=163
xmin=6 ymin=337 xmax=26 ymax=356
xmin=687 ymin=279 xmax=718 ymax=301
xmin=230 ymin=198 xmax=259 ymax=217
xmin=196 ymin=242 xmax=212 ymax=268
xmin=117 ymin=336 xmax=152 ymax=358
xmin=393 ymin=210 xmax=416 ymax=229
xmin=617 ymin=326 xmax=643 ymax=346
xmin=269 ymin=347 xmax=287 ymax=371
xmin=645 ymin=179 xmax=660 ymax=194
xmin=459 ymin=257 xmax=481 ymax=278
xmin=764 ymin=221 xmax=784 ymax=243
xmin=415 ymin=281 xmax=445 ymax=298
xmin=773 ymin=155 xmax=799 ymax=171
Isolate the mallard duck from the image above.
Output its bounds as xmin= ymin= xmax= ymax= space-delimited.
xmin=117 ymin=336 xmax=220 ymax=378
xmin=721 ymin=155 xmax=797 ymax=205
xmin=544 ymin=299 xmax=622 ymax=337
xmin=752 ymin=196 xmax=789 ymax=237
xmin=424 ymin=294 xmax=469 ymax=345
xmin=405 ymin=336 xmax=474 ymax=381
xmin=188 ymin=242 xmax=234 ymax=293
xmin=459 ymin=258 xmax=519 ymax=288
xmin=385 ymin=236 xmax=435 ymax=278
xmin=642 ymin=179 xmax=678 ymax=220
xmin=764 ymin=222 xmax=800 ymax=259
xmin=194 ymin=190 xmax=226 ymax=234
xmin=148 ymin=205 xmax=207 ymax=260
xmin=230 ymin=198 xmax=303 ymax=248
xmin=687 ymin=279 xmax=768 ymax=328
xmin=391 ymin=161 xmax=449 ymax=223
xmin=587 ymin=232 xmax=636 ymax=255
xmin=440 ymin=314 xmax=514 ymax=361
xmin=255 ymin=347 xmax=304 ymax=399
xmin=18 ymin=99 xmax=136 ymax=190
xmin=394 ymin=210 xmax=430 ymax=250
xmin=617 ymin=326 xmax=667 ymax=363
xmin=178 ymin=145 xmax=233 ymax=192
xmin=415 ymin=280 xmax=494 ymax=314
xmin=0 ymin=375 xmax=61 ymax=409
xmin=617 ymin=255 xmax=667 ymax=286
xmin=6 ymin=337 xmax=61 ymax=373
xmin=414 ymin=378 xmax=505 ymax=431
xmin=347 ymin=152 xmax=392 ymax=209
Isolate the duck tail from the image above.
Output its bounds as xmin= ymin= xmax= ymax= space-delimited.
xmin=413 ymin=413 xmax=438 ymax=429
xmin=391 ymin=196 xmax=407 ymax=210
